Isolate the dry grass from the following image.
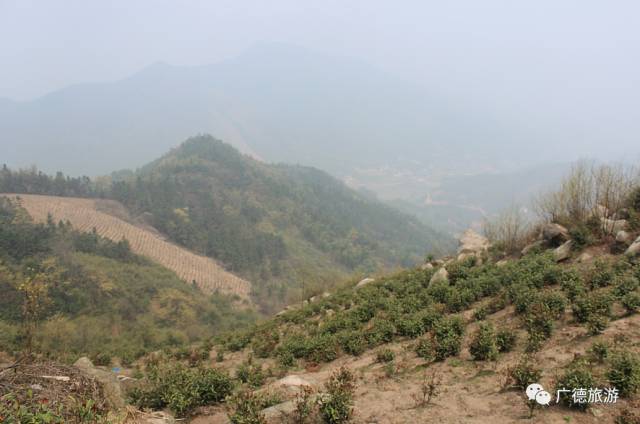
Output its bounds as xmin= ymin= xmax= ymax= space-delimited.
xmin=2 ymin=194 xmax=251 ymax=300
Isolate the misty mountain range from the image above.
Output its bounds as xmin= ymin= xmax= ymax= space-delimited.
xmin=3 ymin=43 xmax=550 ymax=177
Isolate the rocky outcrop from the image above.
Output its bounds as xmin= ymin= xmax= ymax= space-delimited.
xmin=356 ymin=277 xmax=375 ymax=289
xmin=521 ymin=240 xmax=544 ymax=256
xmin=626 ymin=236 xmax=640 ymax=256
xmin=541 ymin=223 xmax=570 ymax=246
xmin=553 ymin=240 xmax=573 ymax=262
xmin=429 ymin=267 xmax=449 ymax=285
xmin=601 ymin=218 xmax=628 ymax=235
xmin=73 ymin=357 xmax=125 ymax=409
xmin=616 ymin=230 xmax=632 ymax=244
xmin=261 ymin=400 xmax=296 ymax=424
xmin=457 ymin=229 xmax=490 ymax=255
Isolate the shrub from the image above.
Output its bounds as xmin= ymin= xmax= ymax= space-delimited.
xmin=338 ymin=330 xmax=367 ymax=356
xmin=622 ymin=292 xmax=640 ymax=314
xmin=473 ymin=306 xmax=488 ymax=321
xmin=228 ymin=390 xmax=267 ymax=424
xmin=510 ymin=356 xmax=542 ymax=389
xmin=469 ymin=323 xmax=498 ymax=361
xmin=365 ymin=319 xmax=395 ymax=346
xmin=572 ymin=292 xmax=612 ymax=323
xmin=318 ymin=367 xmax=356 ymax=424
xmin=607 ymin=352 xmax=640 ymax=398
xmin=415 ymin=337 xmax=435 ymax=361
xmin=589 ymin=341 xmax=610 ymax=363
xmin=560 ymin=269 xmax=587 ymax=301
xmin=523 ymin=302 xmax=554 ymax=350
xmin=131 ymin=362 xmax=233 ymax=417
xmin=586 ymin=314 xmax=609 ymax=335
xmin=540 ymin=291 xmax=567 ymax=319
xmin=589 ymin=261 xmax=614 ymax=289
xmin=614 ymin=276 xmax=640 ymax=298
xmin=236 ymin=360 xmax=265 ymax=388
xmin=569 ymin=225 xmax=594 ymax=249
xmin=555 ymin=361 xmax=596 ymax=410
xmin=496 ymin=329 xmax=517 ymax=353
xmin=292 ymin=386 xmax=316 ymax=424
xmin=251 ymin=329 xmax=280 ymax=358
xmin=432 ymin=317 xmax=465 ymax=361
xmin=376 ymin=348 xmax=395 ymax=363
xmin=306 ymin=334 xmax=339 ymax=363
xmin=395 ymin=315 xmax=425 ymax=339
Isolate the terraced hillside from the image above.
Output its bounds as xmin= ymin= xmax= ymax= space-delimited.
xmin=2 ymin=193 xmax=251 ymax=299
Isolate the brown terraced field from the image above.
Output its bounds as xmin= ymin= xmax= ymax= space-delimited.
xmin=2 ymin=193 xmax=251 ymax=299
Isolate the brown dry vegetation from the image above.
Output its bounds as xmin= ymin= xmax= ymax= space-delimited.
xmin=2 ymin=194 xmax=251 ymax=299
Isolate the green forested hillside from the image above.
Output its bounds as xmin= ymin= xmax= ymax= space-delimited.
xmin=1 ymin=136 xmax=454 ymax=311
xmin=0 ymin=197 xmax=256 ymax=363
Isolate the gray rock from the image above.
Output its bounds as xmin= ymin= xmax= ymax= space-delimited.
xmin=457 ymin=229 xmax=490 ymax=254
xmin=541 ymin=223 xmax=569 ymax=245
xmin=626 ymin=236 xmax=640 ymax=256
xmin=429 ymin=267 xmax=449 ymax=285
xmin=420 ymin=262 xmax=434 ymax=270
xmin=553 ymin=240 xmax=573 ymax=262
xmin=521 ymin=240 xmax=544 ymax=256
xmin=356 ymin=277 xmax=375 ymax=289
xmin=616 ymin=230 xmax=631 ymax=244
xmin=601 ymin=218 xmax=628 ymax=235
xmin=74 ymin=357 xmax=124 ymax=409
xmin=261 ymin=400 xmax=296 ymax=424
xmin=577 ymin=252 xmax=593 ymax=263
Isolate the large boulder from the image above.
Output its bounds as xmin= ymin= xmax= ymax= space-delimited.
xmin=626 ymin=236 xmax=640 ymax=257
xmin=601 ymin=218 xmax=628 ymax=235
xmin=429 ymin=267 xmax=449 ymax=285
xmin=553 ymin=240 xmax=573 ymax=262
xmin=521 ymin=240 xmax=544 ymax=256
xmin=541 ymin=223 xmax=570 ymax=245
xmin=261 ymin=400 xmax=296 ymax=424
xmin=616 ymin=230 xmax=632 ymax=244
xmin=457 ymin=229 xmax=490 ymax=255
xmin=356 ymin=277 xmax=375 ymax=289
xmin=73 ymin=357 xmax=125 ymax=409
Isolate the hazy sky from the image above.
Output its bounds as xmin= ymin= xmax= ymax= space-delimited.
xmin=1 ymin=0 xmax=639 ymax=161
xmin=1 ymin=0 xmax=638 ymax=99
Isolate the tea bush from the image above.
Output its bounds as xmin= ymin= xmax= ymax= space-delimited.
xmin=607 ymin=351 xmax=640 ymax=397
xmin=131 ymin=362 xmax=233 ymax=417
xmin=318 ymin=367 xmax=356 ymax=424
xmin=496 ymin=328 xmax=517 ymax=353
xmin=555 ymin=361 xmax=596 ymax=410
xmin=469 ymin=323 xmax=498 ymax=361
xmin=432 ymin=316 xmax=465 ymax=361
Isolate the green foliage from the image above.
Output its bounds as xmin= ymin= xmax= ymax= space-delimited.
xmin=0 ymin=392 xmax=107 ymax=424
xmin=607 ymin=352 xmax=640 ymax=397
xmin=228 ymin=390 xmax=267 ymax=424
xmin=555 ymin=361 xmax=596 ymax=410
xmin=375 ymin=348 xmax=395 ymax=363
xmin=0 ymin=198 xmax=257 ymax=362
xmin=496 ymin=328 xmax=517 ymax=353
xmin=569 ymin=225 xmax=594 ymax=249
xmin=318 ymin=367 xmax=356 ymax=424
xmin=510 ymin=356 xmax=542 ymax=389
xmin=572 ymin=292 xmax=612 ymax=324
xmin=589 ymin=341 xmax=610 ymax=363
xmin=415 ymin=337 xmax=435 ymax=361
xmin=432 ymin=317 xmax=465 ymax=361
xmin=130 ymin=362 xmax=233 ymax=417
xmin=469 ymin=323 xmax=498 ymax=361
xmin=338 ymin=330 xmax=367 ymax=356
xmin=236 ymin=360 xmax=266 ymax=388
xmin=622 ymin=292 xmax=640 ymax=314
xmin=473 ymin=306 xmax=488 ymax=321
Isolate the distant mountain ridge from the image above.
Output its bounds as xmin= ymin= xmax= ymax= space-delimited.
xmin=0 ymin=43 xmax=523 ymax=177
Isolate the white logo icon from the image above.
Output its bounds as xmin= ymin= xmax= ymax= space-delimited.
xmin=535 ymin=390 xmax=551 ymax=405
xmin=526 ymin=383 xmax=544 ymax=401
